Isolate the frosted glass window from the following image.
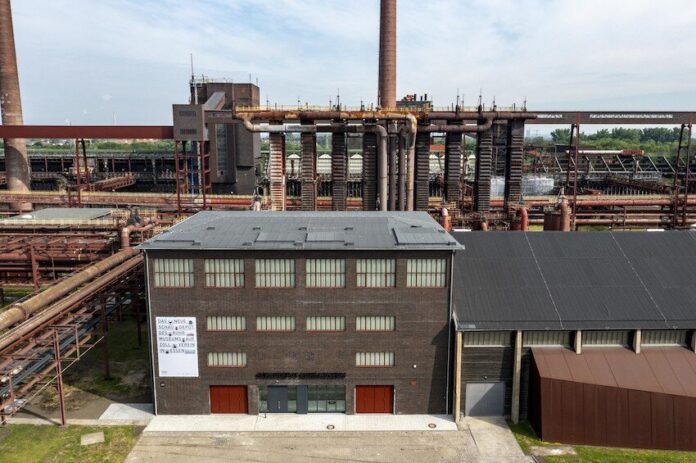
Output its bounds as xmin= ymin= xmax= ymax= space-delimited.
xmin=356 ymin=259 xmax=396 ymax=288
xmin=356 ymin=316 xmax=396 ymax=331
xmin=207 ymin=352 xmax=246 ymax=367
xmin=355 ymin=352 xmax=394 ymax=367
xmin=306 ymin=316 xmax=345 ymax=332
xmin=206 ymin=316 xmax=246 ymax=331
xmin=642 ymin=330 xmax=689 ymax=346
xmin=255 ymin=259 xmax=295 ymax=288
xmin=406 ymin=258 xmax=447 ymax=287
xmin=306 ymin=259 xmax=346 ymax=288
xmin=205 ymin=259 xmax=244 ymax=287
xmin=153 ymin=258 xmax=194 ymax=288
xmin=256 ymin=316 xmax=296 ymax=332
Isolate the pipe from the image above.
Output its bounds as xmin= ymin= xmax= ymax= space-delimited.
xmin=480 ymin=220 xmax=489 ymax=231
xmin=121 ymin=223 xmax=156 ymax=249
xmin=0 ymin=255 xmax=143 ymax=351
xmin=421 ymin=118 xmax=494 ymax=133
xmin=235 ymin=110 xmax=536 ymax=122
xmin=0 ymin=0 xmax=31 ymax=212
xmin=398 ymin=129 xmax=406 ymax=210
xmin=376 ymin=125 xmax=388 ymax=212
xmin=0 ymin=248 xmax=139 ymax=330
xmin=378 ymin=0 xmax=397 ymax=110
xmin=441 ymin=208 xmax=452 ymax=232
xmin=397 ymin=114 xmax=417 ymax=210
xmin=517 ymin=207 xmax=529 ymax=231
xmin=560 ymin=199 xmax=571 ymax=231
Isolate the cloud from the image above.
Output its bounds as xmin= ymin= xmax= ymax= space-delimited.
xmin=10 ymin=0 xmax=696 ymax=124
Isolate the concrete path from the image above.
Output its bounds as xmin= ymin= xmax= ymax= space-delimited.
xmin=126 ymin=416 xmax=532 ymax=463
xmin=144 ymin=413 xmax=456 ymax=432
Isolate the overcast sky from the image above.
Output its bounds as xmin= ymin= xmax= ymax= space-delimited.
xmin=11 ymin=0 xmax=696 ymax=125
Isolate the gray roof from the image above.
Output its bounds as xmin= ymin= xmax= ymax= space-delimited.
xmin=5 ymin=207 xmax=113 ymax=221
xmin=452 ymin=231 xmax=696 ymax=331
xmin=140 ymin=211 xmax=460 ymax=251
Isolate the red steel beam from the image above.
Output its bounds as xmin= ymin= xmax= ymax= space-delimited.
xmin=0 ymin=125 xmax=174 ymax=140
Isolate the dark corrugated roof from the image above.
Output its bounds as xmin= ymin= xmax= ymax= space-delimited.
xmin=532 ymin=347 xmax=696 ymax=398
xmin=453 ymin=231 xmax=696 ymax=331
xmin=140 ymin=211 xmax=461 ymax=251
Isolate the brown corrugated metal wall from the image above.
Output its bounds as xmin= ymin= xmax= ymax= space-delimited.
xmin=530 ymin=353 xmax=696 ymax=451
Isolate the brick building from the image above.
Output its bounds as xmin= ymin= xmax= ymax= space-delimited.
xmin=141 ymin=211 xmax=460 ymax=415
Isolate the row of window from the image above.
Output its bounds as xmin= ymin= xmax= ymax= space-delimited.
xmin=463 ymin=329 xmax=692 ymax=347
xmin=153 ymin=258 xmax=447 ymax=289
xmin=206 ymin=315 xmax=396 ymax=332
xmin=207 ymin=351 xmax=395 ymax=368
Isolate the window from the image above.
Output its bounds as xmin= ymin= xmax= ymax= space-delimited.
xmin=463 ymin=331 xmax=513 ymax=347
xmin=153 ymin=258 xmax=194 ymax=288
xmin=306 ymin=316 xmax=345 ymax=332
xmin=256 ymin=316 xmax=296 ymax=332
xmin=406 ymin=258 xmax=447 ymax=287
xmin=255 ymin=259 xmax=295 ymax=288
xmin=356 ymin=316 xmax=395 ymax=331
xmin=308 ymin=385 xmax=346 ymax=412
xmin=356 ymin=259 xmax=396 ymax=288
xmin=583 ymin=330 xmax=630 ymax=346
xmin=306 ymin=259 xmax=346 ymax=288
xmin=207 ymin=352 xmax=247 ymax=368
xmin=523 ymin=331 xmax=572 ymax=347
xmin=356 ymin=352 xmax=394 ymax=367
xmin=206 ymin=316 xmax=246 ymax=331
xmin=642 ymin=330 xmax=689 ymax=346
xmin=204 ymin=259 xmax=244 ymax=288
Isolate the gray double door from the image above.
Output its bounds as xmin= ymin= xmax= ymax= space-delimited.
xmin=267 ymin=385 xmax=308 ymax=414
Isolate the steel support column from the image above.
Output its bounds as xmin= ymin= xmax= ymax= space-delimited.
xmin=362 ymin=132 xmax=378 ymax=210
xmin=474 ymin=129 xmax=493 ymax=213
xmin=300 ymin=132 xmax=317 ymax=211
xmin=504 ymin=121 xmax=524 ymax=211
xmin=269 ymin=132 xmax=286 ymax=211
xmin=445 ymin=132 xmax=463 ymax=205
xmin=415 ymin=131 xmax=431 ymax=211
xmin=331 ymin=132 xmax=347 ymax=211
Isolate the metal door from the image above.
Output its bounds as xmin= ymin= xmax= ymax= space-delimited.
xmin=465 ymin=382 xmax=505 ymax=416
xmin=355 ymin=385 xmax=394 ymax=413
xmin=210 ymin=386 xmax=248 ymax=414
xmin=267 ymin=386 xmax=289 ymax=413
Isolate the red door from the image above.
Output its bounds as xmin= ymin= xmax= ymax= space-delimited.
xmin=355 ymin=385 xmax=394 ymax=413
xmin=210 ymin=386 xmax=248 ymax=413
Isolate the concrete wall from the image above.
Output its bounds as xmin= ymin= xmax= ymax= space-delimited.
xmin=146 ymin=249 xmax=452 ymax=415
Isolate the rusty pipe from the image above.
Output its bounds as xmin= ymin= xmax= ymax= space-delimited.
xmin=560 ymin=199 xmax=571 ymax=232
xmin=121 ymin=223 xmax=156 ymax=249
xmin=421 ymin=118 xmax=495 ymax=133
xmin=0 ymin=255 xmax=143 ymax=351
xmin=0 ymin=0 xmax=31 ymax=212
xmin=517 ymin=207 xmax=529 ymax=231
xmin=0 ymin=247 xmax=139 ymax=330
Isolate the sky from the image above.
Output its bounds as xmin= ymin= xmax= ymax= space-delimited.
xmin=10 ymin=0 xmax=696 ymax=125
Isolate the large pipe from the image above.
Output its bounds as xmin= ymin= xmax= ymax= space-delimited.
xmin=378 ymin=0 xmax=397 ymax=110
xmin=0 ymin=255 xmax=143 ymax=352
xmin=0 ymin=248 xmax=139 ymax=330
xmin=0 ymin=0 xmax=31 ymax=212
xmin=560 ymin=199 xmax=571 ymax=231
xmin=235 ymin=110 xmax=535 ymax=122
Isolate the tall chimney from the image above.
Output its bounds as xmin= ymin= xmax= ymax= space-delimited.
xmin=0 ymin=0 xmax=31 ymax=211
xmin=378 ymin=0 xmax=396 ymax=110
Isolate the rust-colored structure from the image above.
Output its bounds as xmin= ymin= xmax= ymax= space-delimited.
xmin=0 ymin=0 xmax=31 ymax=211
xmin=530 ymin=347 xmax=696 ymax=451
xmin=378 ymin=0 xmax=397 ymax=109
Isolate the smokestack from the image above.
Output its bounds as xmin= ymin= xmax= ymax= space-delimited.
xmin=0 ymin=0 xmax=31 ymax=211
xmin=378 ymin=0 xmax=396 ymax=110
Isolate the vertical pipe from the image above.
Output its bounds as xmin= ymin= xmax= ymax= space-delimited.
xmin=377 ymin=126 xmax=388 ymax=211
xmin=0 ymin=0 xmax=31 ymax=211
xmin=388 ymin=131 xmax=397 ymax=211
xmin=454 ymin=330 xmax=462 ymax=423
xmin=634 ymin=329 xmax=642 ymax=354
xmin=398 ymin=132 xmax=406 ymax=210
xmin=53 ymin=330 xmax=67 ymax=426
xmin=406 ymin=132 xmax=415 ymax=210
xmin=511 ymin=330 xmax=522 ymax=424
xmin=378 ymin=0 xmax=397 ymax=110
xmin=574 ymin=330 xmax=582 ymax=355
xmin=560 ymin=199 xmax=571 ymax=232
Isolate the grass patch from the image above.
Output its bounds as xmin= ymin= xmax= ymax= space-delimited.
xmin=0 ymin=424 xmax=140 ymax=463
xmin=509 ymin=421 xmax=696 ymax=463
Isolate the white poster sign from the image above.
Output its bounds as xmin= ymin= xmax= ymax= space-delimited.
xmin=156 ymin=316 xmax=199 ymax=377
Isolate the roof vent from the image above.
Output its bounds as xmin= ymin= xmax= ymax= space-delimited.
xmin=243 ymin=242 xmax=252 ymax=246
xmin=410 ymin=225 xmax=422 ymax=229
xmin=252 ymin=226 xmax=261 ymax=230
xmin=344 ymin=226 xmax=354 ymax=231
xmin=298 ymin=226 xmax=307 ymax=231
xmin=206 ymin=226 xmax=215 ymax=231
xmin=344 ymin=242 xmax=354 ymax=246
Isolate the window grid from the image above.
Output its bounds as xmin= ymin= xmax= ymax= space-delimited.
xmin=204 ymin=259 xmax=244 ymax=288
xmin=255 ymin=259 xmax=295 ymax=288
xmin=153 ymin=258 xmax=194 ymax=288
xmin=356 ymin=259 xmax=396 ymax=288
xmin=256 ymin=316 xmax=296 ymax=332
xmin=356 ymin=316 xmax=396 ymax=331
xmin=207 ymin=352 xmax=247 ymax=368
xmin=206 ymin=316 xmax=246 ymax=331
xmin=306 ymin=259 xmax=346 ymax=288
xmin=355 ymin=352 xmax=394 ymax=367
xmin=306 ymin=316 xmax=345 ymax=332
xmin=406 ymin=258 xmax=447 ymax=287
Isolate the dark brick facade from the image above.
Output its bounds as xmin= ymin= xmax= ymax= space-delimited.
xmin=146 ymin=249 xmax=454 ymax=415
